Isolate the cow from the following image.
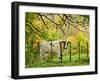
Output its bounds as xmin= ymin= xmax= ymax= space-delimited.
xmin=39 ymin=40 xmax=68 ymax=62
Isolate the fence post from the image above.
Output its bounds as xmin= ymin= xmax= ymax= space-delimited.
xmin=37 ymin=42 xmax=40 ymax=62
xmin=69 ymin=42 xmax=71 ymax=62
xmin=86 ymin=42 xmax=89 ymax=59
xmin=78 ymin=42 xmax=80 ymax=61
xmin=37 ymin=42 xmax=40 ymax=54
xmin=50 ymin=42 xmax=53 ymax=60
xmin=60 ymin=42 xmax=62 ymax=62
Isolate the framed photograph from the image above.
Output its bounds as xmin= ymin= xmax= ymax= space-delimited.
xmin=11 ymin=1 xmax=98 ymax=79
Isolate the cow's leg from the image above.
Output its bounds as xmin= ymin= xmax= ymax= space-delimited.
xmin=40 ymin=49 xmax=43 ymax=61
xmin=40 ymin=47 xmax=45 ymax=61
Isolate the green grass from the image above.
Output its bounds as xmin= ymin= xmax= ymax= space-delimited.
xmin=26 ymin=53 xmax=89 ymax=68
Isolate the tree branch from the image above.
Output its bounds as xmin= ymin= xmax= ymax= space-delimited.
xmin=57 ymin=14 xmax=67 ymax=26
xmin=41 ymin=14 xmax=65 ymax=35
xmin=38 ymin=13 xmax=49 ymax=29
xmin=41 ymin=15 xmax=60 ymax=25
xmin=26 ymin=23 xmax=41 ymax=37
xmin=63 ymin=14 xmax=89 ymax=33
xmin=26 ymin=20 xmax=42 ymax=34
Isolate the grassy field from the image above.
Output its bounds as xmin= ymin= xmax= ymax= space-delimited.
xmin=26 ymin=53 xmax=89 ymax=68
xmin=25 ymin=13 xmax=90 ymax=68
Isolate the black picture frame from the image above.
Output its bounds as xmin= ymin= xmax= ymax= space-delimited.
xmin=11 ymin=1 xmax=98 ymax=79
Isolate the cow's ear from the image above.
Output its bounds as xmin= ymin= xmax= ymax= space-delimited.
xmin=50 ymin=43 xmax=51 ymax=45
xmin=50 ymin=42 xmax=52 ymax=45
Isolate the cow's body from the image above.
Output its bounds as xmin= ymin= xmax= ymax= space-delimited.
xmin=40 ymin=40 xmax=68 ymax=61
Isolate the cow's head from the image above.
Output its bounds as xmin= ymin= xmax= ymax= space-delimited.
xmin=62 ymin=41 xmax=68 ymax=49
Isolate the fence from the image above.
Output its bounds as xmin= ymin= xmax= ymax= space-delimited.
xmin=34 ymin=41 xmax=89 ymax=63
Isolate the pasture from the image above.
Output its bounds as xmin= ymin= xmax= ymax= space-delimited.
xmin=26 ymin=41 xmax=89 ymax=68
xmin=26 ymin=53 xmax=89 ymax=68
xmin=25 ymin=12 xmax=90 ymax=68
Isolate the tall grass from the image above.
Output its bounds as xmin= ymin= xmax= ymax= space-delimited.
xmin=26 ymin=53 xmax=89 ymax=68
